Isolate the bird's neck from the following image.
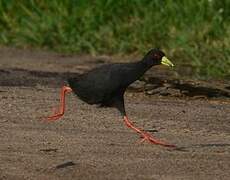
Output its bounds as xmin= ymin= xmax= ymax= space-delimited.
xmin=141 ymin=56 xmax=158 ymax=67
xmin=120 ymin=60 xmax=154 ymax=87
xmin=136 ymin=58 xmax=155 ymax=73
xmin=125 ymin=60 xmax=153 ymax=83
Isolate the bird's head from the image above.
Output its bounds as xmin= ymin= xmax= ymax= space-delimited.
xmin=144 ymin=49 xmax=174 ymax=67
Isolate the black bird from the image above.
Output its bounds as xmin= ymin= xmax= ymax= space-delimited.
xmin=45 ymin=49 xmax=175 ymax=147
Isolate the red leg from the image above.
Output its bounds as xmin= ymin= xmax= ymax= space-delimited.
xmin=44 ymin=86 xmax=72 ymax=121
xmin=123 ymin=116 xmax=176 ymax=147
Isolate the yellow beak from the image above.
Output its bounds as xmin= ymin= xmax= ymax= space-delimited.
xmin=161 ymin=56 xmax=174 ymax=67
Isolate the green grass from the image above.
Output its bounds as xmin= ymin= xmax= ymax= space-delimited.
xmin=0 ymin=0 xmax=229 ymax=79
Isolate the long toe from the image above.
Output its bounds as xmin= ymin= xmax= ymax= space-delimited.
xmin=44 ymin=114 xmax=63 ymax=121
xmin=139 ymin=132 xmax=176 ymax=147
xmin=147 ymin=136 xmax=176 ymax=147
xmin=139 ymin=136 xmax=149 ymax=143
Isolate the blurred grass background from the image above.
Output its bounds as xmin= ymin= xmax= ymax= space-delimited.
xmin=0 ymin=0 xmax=229 ymax=79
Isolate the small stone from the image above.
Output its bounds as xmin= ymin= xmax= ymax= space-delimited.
xmin=163 ymin=83 xmax=173 ymax=88
xmin=166 ymin=88 xmax=182 ymax=97
xmin=146 ymin=87 xmax=166 ymax=95
xmin=129 ymin=80 xmax=145 ymax=91
xmin=144 ymin=83 xmax=159 ymax=91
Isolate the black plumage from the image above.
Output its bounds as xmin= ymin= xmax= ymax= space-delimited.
xmin=68 ymin=63 xmax=145 ymax=115
xmin=45 ymin=49 xmax=175 ymax=147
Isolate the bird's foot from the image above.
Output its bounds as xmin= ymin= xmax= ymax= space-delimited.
xmin=123 ymin=116 xmax=176 ymax=147
xmin=45 ymin=112 xmax=64 ymax=121
xmin=139 ymin=132 xmax=176 ymax=147
xmin=43 ymin=106 xmax=64 ymax=121
xmin=42 ymin=86 xmax=72 ymax=122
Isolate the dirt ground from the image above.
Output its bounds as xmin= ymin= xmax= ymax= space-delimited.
xmin=0 ymin=48 xmax=229 ymax=180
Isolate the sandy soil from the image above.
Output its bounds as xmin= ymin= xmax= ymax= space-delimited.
xmin=0 ymin=48 xmax=229 ymax=180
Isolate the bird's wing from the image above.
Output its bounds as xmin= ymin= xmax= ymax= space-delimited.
xmin=69 ymin=63 xmax=139 ymax=104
